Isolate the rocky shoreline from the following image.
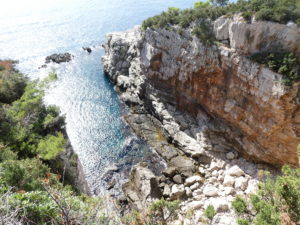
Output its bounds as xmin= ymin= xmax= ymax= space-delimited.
xmin=101 ymin=14 xmax=299 ymax=224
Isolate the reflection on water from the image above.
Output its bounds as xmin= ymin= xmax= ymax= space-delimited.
xmin=0 ymin=0 xmax=196 ymax=193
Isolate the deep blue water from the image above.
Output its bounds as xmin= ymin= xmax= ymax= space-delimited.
xmin=0 ymin=0 xmax=196 ymax=192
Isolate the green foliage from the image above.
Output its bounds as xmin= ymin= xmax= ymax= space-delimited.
xmin=275 ymin=165 xmax=300 ymax=222
xmin=251 ymin=52 xmax=300 ymax=86
xmin=0 ymin=75 xmax=65 ymax=158
xmin=232 ymin=196 xmax=247 ymax=214
xmin=0 ymin=65 xmax=5 ymax=71
xmin=0 ymin=159 xmax=49 ymax=191
xmin=192 ymin=20 xmax=216 ymax=45
xmin=142 ymin=0 xmax=300 ymax=34
xmin=237 ymin=218 xmax=251 ymax=225
xmin=0 ymin=70 xmax=27 ymax=104
xmin=9 ymin=190 xmax=61 ymax=223
xmin=37 ymin=132 xmax=66 ymax=160
xmin=0 ymin=145 xmax=17 ymax=162
xmin=232 ymin=165 xmax=300 ymax=225
xmin=204 ymin=205 xmax=216 ymax=221
xmin=0 ymin=67 xmax=116 ymax=224
xmin=194 ymin=1 xmax=210 ymax=8
xmin=148 ymin=198 xmax=180 ymax=225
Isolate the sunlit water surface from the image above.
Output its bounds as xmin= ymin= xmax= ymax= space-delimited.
xmin=0 ymin=0 xmax=196 ymax=193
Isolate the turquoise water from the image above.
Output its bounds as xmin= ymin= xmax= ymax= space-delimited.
xmin=0 ymin=0 xmax=196 ymax=192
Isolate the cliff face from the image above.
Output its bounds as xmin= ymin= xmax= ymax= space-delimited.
xmin=102 ymin=16 xmax=300 ymax=167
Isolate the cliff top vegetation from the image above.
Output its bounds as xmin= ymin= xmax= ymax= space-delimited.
xmin=142 ymin=0 xmax=300 ymax=30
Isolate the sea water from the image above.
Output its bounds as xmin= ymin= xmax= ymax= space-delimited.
xmin=0 ymin=0 xmax=196 ymax=193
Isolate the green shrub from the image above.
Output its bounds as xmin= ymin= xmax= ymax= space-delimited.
xmin=192 ymin=20 xmax=216 ymax=45
xmin=37 ymin=132 xmax=66 ymax=160
xmin=0 ymin=65 xmax=5 ymax=71
xmin=275 ymin=165 xmax=300 ymax=222
xmin=194 ymin=1 xmax=210 ymax=9
xmin=233 ymin=165 xmax=300 ymax=225
xmin=0 ymin=145 xmax=17 ymax=162
xmin=232 ymin=196 xmax=247 ymax=214
xmin=204 ymin=205 xmax=216 ymax=221
xmin=148 ymin=198 xmax=180 ymax=225
xmin=0 ymin=159 xmax=49 ymax=191
xmin=250 ymin=52 xmax=300 ymax=86
xmin=0 ymin=72 xmax=27 ymax=104
xmin=237 ymin=218 xmax=251 ymax=225
xmin=142 ymin=0 xmax=300 ymax=33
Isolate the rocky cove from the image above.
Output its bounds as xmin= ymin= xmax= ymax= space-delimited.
xmin=101 ymin=14 xmax=300 ymax=224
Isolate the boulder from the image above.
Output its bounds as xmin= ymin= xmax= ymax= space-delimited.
xmin=163 ymin=184 xmax=171 ymax=197
xmin=185 ymin=187 xmax=192 ymax=197
xmin=82 ymin=47 xmax=92 ymax=53
xmin=162 ymin=167 xmax=177 ymax=177
xmin=223 ymin=175 xmax=235 ymax=187
xmin=203 ymin=184 xmax=219 ymax=197
xmin=173 ymin=174 xmax=183 ymax=184
xmin=170 ymin=184 xmax=185 ymax=200
xmin=45 ymin=53 xmax=73 ymax=64
xmin=170 ymin=156 xmax=195 ymax=176
xmin=122 ymin=164 xmax=162 ymax=210
xmin=226 ymin=152 xmax=236 ymax=160
xmin=245 ymin=179 xmax=258 ymax=194
xmin=234 ymin=177 xmax=249 ymax=191
xmin=185 ymin=175 xmax=203 ymax=186
xmin=227 ymin=165 xmax=245 ymax=177
xmin=190 ymin=182 xmax=200 ymax=191
xmin=214 ymin=16 xmax=230 ymax=40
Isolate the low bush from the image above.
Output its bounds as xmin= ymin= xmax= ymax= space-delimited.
xmin=204 ymin=205 xmax=216 ymax=221
xmin=232 ymin=165 xmax=300 ymax=225
xmin=232 ymin=196 xmax=248 ymax=214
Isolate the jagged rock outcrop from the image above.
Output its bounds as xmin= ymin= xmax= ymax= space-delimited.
xmin=122 ymin=163 xmax=162 ymax=210
xmin=102 ymin=16 xmax=300 ymax=167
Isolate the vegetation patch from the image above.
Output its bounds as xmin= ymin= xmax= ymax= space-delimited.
xmin=0 ymin=63 xmax=116 ymax=224
xmin=142 ymin=0 xmax=300 ymax=43
xmin=231 ymin=165 xmax=300 ymax=225
xmin=250 ymin=52 xmax=300 ymax=86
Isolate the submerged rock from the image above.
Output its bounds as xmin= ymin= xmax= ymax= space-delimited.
xmin=83 ymin=47 xmax=92 ymax=53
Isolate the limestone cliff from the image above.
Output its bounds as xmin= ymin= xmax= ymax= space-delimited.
xmin=102 ymin=15 xmax=300 ymax=167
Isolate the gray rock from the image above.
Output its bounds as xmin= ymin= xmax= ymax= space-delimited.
xmin=234 ymin=177 xmax=248 ymax=191
xmin=226 ymin=152 xmax=236 ymax=160
xmin=190 ymin=182 xmax=200 ymax=191
xmin=161 ymin=145 xmax=178 ymax=160
xmin=45 ymin=53 xmax=73 ymax=64
xmin=185 ymin=187 xmax=192 ymax=197
xmin=170 ymin=156 xmax=195 ymax=175
xmin=170 ymin=184 xmax=185 ymax=200
xmin=163 ymin=184 xmax=171 ymax=197
xmin=122 ymin=164 xmax=162 ymax=210
xmin=223 ymin=175 xmax=235 ymax=187
xmin=162 ymin=167 xmax=177 ymax=177
xmin=203 ymin=184 xmax=219 ymax=197
xmin=227 ymin=165 xmax=245 ymax=177
xmin=173 ymin=174 xmax=183 ymax=184
xmin=185 ymin=175 xmax=203 ymax=186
